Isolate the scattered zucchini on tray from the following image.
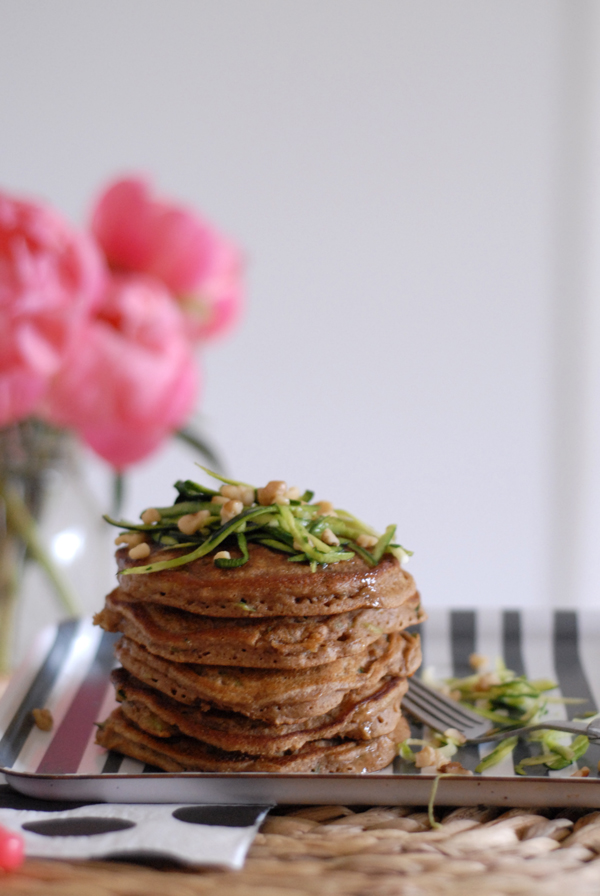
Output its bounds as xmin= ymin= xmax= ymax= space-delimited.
xmin=400 ymin=657 xmax=595 ymax=775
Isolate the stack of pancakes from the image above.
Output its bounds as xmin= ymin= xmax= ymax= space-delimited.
xmin=95 ymin=543 xmax=423 ymax=773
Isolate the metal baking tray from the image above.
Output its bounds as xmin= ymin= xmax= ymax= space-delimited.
xmin=2 ymin=610 xmax=600 ymax=807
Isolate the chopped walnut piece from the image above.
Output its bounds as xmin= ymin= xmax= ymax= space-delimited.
xmin=114 ymin=532 xmax=145 ymax=548
xmin=128 ymin=542 xmax=151 ymax=560
xmin=477 ymin=671 xmax=501 ymax=690
xmin=214 ymin=551 xmax=231 ymax=562
xmin=257 ymin=481 xmax=288 ymax=506
xmin=178 ymin=510 xmax=211 ymax=535
xmin=443 ymin=727 xmax=467 ymax=745
xmin=321 ymin=527 xmax=340 ymax=547
xmin=469 ymin=652 xmax=488 ymax=671
xmin=316 ymin=500 xmax=337 ymax=517
xmin=220 ymin=500 xmax=244 ymax=524
xmin=440 ymin=760 xmax=473 ymax=776
xmin=415 ymin=745 xmax=447 ymax=769
xmin=220 ymin=485 xmax=254 ymax=506
xmin=32 ymin=708 xmax=53 ymax=731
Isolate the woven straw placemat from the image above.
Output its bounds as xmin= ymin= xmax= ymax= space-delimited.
xmin=4 ymin=803 xmax=600 ymax=896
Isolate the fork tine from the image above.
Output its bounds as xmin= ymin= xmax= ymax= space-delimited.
xmin=405 ymin=679 xmax=600 ymax=744
xmin=408 ymin=678 xmax=479 ymax=717
xmin=408 ymin=679 xmax=484 ymax=726
xmin=404 ymin=678 xmax=491 ymax=738
xmin=403 ymin=691 xmax=474 ymax=731
xmin=401 ymin=695 xmax=454 ymax=733
xmin=403 ymin=692 xmax=467 ymax=729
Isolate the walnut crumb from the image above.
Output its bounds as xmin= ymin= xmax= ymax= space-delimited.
xmin=32 ymin=708 xmax=53 ymax=731
xmin=440 ymin=760 xmax=473 ymax=776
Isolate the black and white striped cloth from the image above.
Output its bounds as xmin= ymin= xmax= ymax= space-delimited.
xmin=0 ymin=611 xmax=598 ymax=781
xmin=415 ymin=609 xmax=600 ymax=777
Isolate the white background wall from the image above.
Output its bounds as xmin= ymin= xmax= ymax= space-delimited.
xmin=2 ymin=1 xmax=599 ymax=660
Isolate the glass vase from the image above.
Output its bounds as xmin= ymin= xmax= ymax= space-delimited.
xmin=0 ymin=420 xmax=112 ymax=673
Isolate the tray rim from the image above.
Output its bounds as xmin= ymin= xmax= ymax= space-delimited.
xmin=5 ymin=765 xmax=600 ymax=808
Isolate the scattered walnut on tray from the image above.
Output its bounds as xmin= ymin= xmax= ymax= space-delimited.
xmin=31 ymin=708 xmax=53 ymax=731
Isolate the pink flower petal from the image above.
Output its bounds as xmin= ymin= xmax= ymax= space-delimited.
xmin=44 ymin=275 xmax=198 ymax=468
xmin=89 ymin=176 xmax=243 ymax=343
xmin=146 ymin=206 xmax=217 ymax=294
xmin=15 ymin=322 xmax=63 ymax=375
xmin=0 ymin=189 xmax=105 ymax=425
xmin=90 ymin=178 xmax=154 ymax=272
xmin=0 ymin=369 xmax=46 ymax=428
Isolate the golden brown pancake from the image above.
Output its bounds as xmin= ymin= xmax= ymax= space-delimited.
xmin=112 ymin=667 xmax=408 ymax=754
xmin=96 ymin=590 xmax=424 ymax=669
xmin=117 ymin=543 xmax=417 ymax=617
xmin=96 ymin=509 xmax=423 ymax=774
xmin=114 ymin=631 xmax=422 ymax=723
xmin=96 ymin=707 xmax=411 ymax=773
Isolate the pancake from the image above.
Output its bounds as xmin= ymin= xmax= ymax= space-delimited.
xmin=96 ymin=590 xmax=424 ymax=669
xmin=114 ymin=631 xmax=422 ymax=723
xmin=96 ymin=707 xmax=411 ymax=773
xmin=112 ymin=667 xmax=408 ymax=754
xmin=95 ymin=473 xmax=424 ymax=775
xmin=117 ymin=543 xmax=417 ymax=617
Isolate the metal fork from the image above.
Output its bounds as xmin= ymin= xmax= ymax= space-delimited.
xmin=404 ymin=677 xmax=600 ymax=744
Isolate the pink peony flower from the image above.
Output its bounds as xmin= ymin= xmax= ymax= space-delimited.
xmin=0 ymin=192 xmax=105 ymax=426
xmin=90 ymin=177 xmax=242 ymax=341
xmin=44 ymin=274 xmax=198 ymax=469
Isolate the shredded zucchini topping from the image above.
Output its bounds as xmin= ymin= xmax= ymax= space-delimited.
xmin=400 ymin=656 xmax=594 ymax=775
xmin=104 ymin=467 xmax=412 ymax=575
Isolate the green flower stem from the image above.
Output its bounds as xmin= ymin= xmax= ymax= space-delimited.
xmin=112 ymin=471 xmax=124 ymax=517
xmin=0 ymin=478 xmax=80 ymax=618
xmin=0 ymin=509 xmax=21 ymax=676
xmin=175 ymin=433 xmax=225 ymax=473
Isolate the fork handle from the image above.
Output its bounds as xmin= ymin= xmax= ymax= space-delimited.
xmin=469 ymin=720 xmax=597 ymax=744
